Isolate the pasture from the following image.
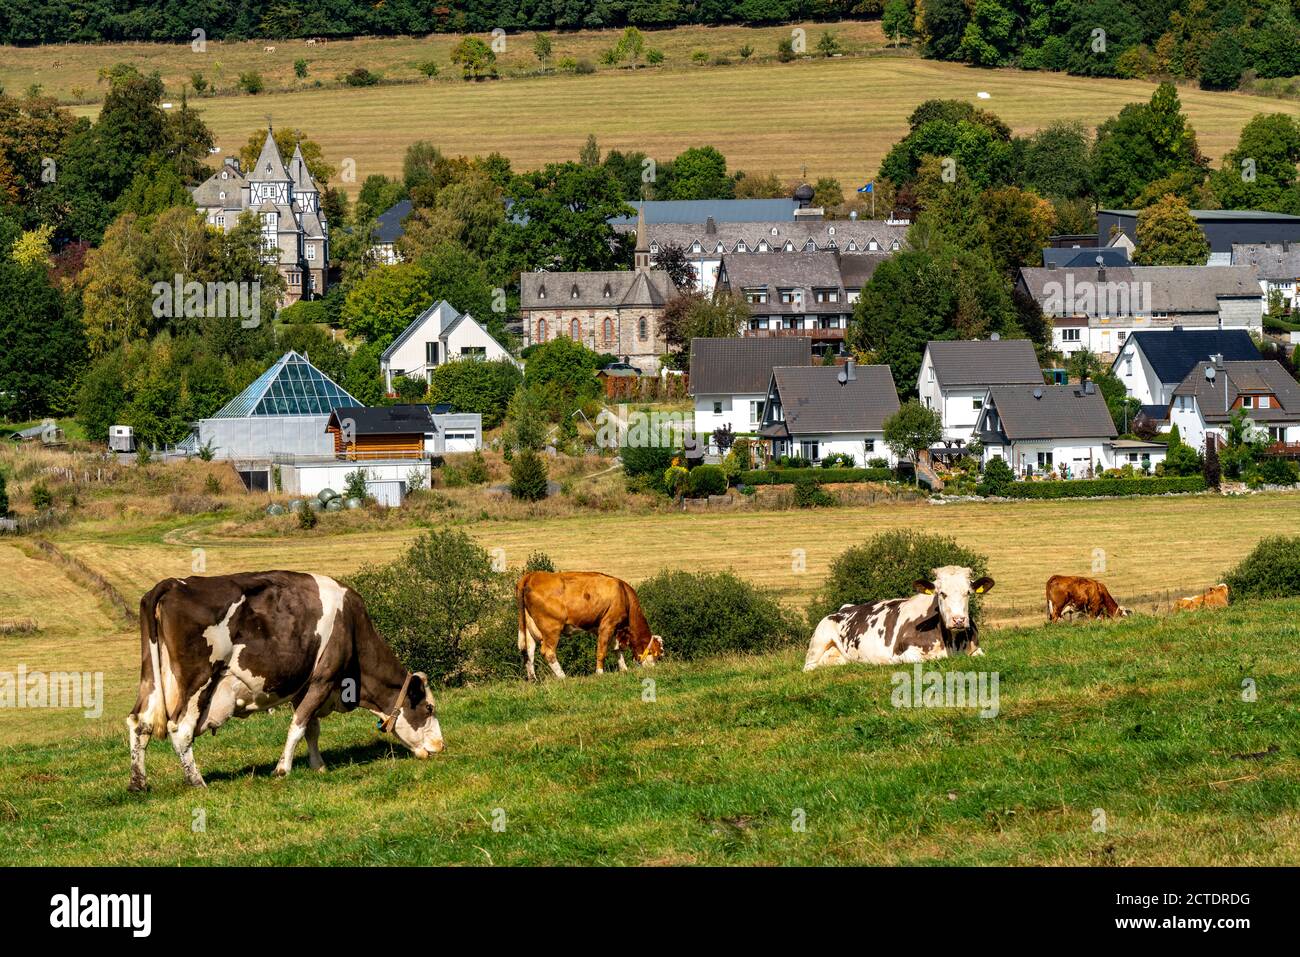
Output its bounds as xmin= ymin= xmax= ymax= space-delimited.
xmin=15 ymin=29 xmax=1292 ymax=195
xmin=2 ymin=490 xmax=1298 ymax=864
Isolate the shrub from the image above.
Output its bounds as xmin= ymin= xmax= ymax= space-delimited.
xmin=575 ymin=59 xmax=596 ymax=75
xmin=238 ymin=71 xmax=264 ymax=95
xmin=1255 ymin=456 xmax=1298 ymax=486
xmin=820 ymin=452 xmax=855 ymax=468
xmin=794 ymin=473 xmax=835 ymax=507
xmin=808 ymin=530 xmax=990 ymax=629
xmin=351 ymin=529 xmax=510 ymax=683
xmin=622 ymin=443 xmax=677 ymax=487
xmin=344 ymin=469 xmax=369 ymax=501
xmin=204 ymin=474 xmax=222 ymax=495
xmin=1004 ymin=476 xmax=1205 ymax=498
xmin=1203 ymin=440 xmax=1222 ymax=488
xmin=1222 ymin=535 xmax=1300 ymax=600
xmin=777 ymin=37 xmax=796 ymax=61
xmin=977 ymin=457 xmax=1014 ymax=496
xmin=663 ymin=465 xmax=689 ymax=498
xmin=557 ymin=56 xmax=578 ymax=73
xmin=0 ymin=471 xmax=9 ymax=515
xmin=297 ymin=500 xmax=317 ymax=529
xmin=510 ymin=448 xmax=549 ymax=500
xmin=189 ymin=72 xmax=208 ymax=94
xmin=30 ymin=481 xmax=52 ymax=511
xmin=688 ymin=464 xmax=728 ymax=497
xmin=416 ymin=60 xmax=439 ymax=78
xmin=1162 ymin=442 xmax=1202 ymax=476
xmin=523 ymin=551 xmax=555 ymax=573
xmin=647 ymin=49 xmax=664 ymax=64
xmin=428 ymin=358 xmax=522 ymax=430
xmin=443 ymin=450 xmax=491 ymax=487
xmin=739 ymin=44 xmax=754 ymax=59
xmin=691 ymin=49 xmax=709 ymax=64
xmin=344 ymin=67 xmax=380 ymax=87
xmin=740 ymin=467 xmax=891 ymax=485
xmin=294 ymin=58 xmax=308 ymax=79
xmin=637 ymin=569 xmax=803 ymax=660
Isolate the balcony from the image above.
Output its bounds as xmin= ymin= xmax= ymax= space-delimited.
xmin=1264 ymin=441 xmax=1300 ymax=458
xmin=744 ymin=327 xmax=846 ymax=340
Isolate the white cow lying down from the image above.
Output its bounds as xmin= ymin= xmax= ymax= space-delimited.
xmin=804 ymin=566 xmax=993 ymax=670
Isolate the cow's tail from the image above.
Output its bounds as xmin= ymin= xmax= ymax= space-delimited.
xmin=516 ymin=573 xmax=531 ymax=654
xmin=133 ymin=579 xmax=177 ymax=737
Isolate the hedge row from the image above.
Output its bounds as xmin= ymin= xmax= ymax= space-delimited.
xmin=740 ymin=467 xmax=894 ymax=486
xmin=1005 ymin=476 xmax=1206 ymax=499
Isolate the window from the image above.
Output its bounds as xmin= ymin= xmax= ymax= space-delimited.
xmin=864 ymin=439 xmax=875 ymax=453
xmin=972 ymin=397 xmax=983 ymax=410
xmin=650 ymin=242 xmax=659 ymax=253
xmin=1117 ymin=331 xmax=1127 ymax=343
xmin=603 ymin=317 xmax=614 ymax=343
xmin=758 ymin=240 xmax=770 ymax=252
xmin=1270 ymin=427 xmax=1285 ymax=442
xmin=691 ymin=241 xmax=702 ymax=253
xmin=749 ymin=400 xmax=764 ymax=425
xmin=736 ymin=241 xmax=748 ymax=252
xmin=536 ymin=319 xmax=547 ymax=341
xmin=1258 ymin=396 xmax=1270 ymax=409
xmin=305 ymin=245 xmax=315 ymax=260
xmin=1124 ymin=358 xmax=1132 ymax=376
xmin=1241 ymin=395 xmax=1254 ymax=409
xmin=746 ymin=289 xmax=768 ymax=304
xmin=868 ymin=239 xmax=879 ymax=251
xmin=459 ymin=346 xmax=486 ymax=359
xmin=638 ymin=316 xmax=648 ymax=340
xmin=570 ymin=318 xmax=581 ymax=339
xmin=890 ymin=240 xmax=901 ymax=251
xmin=425 ymin=341 xmax=439 ymax=365
xmin=216 ymin=215 xmax=225 ymax=227
xmin=846 ymin=240 xmax=857 ymax=251
xmin=800 ymin=441 xmax=820 ymax=462
xmin=713 ymin=401 xmax=723 ymax=414
xmin=570 ymin=285 xmax=579 ymax=299
xmin=602 ymin=283 xmax=611 ymax=298
xmin=538 ymin=285 xmax=546 ymax=300
xmin=218 ymin=190 xmax=226 ymax=201
xmin=780 ymin=289 xmax=795 ymax=304
xmin=828 ymin=226 xmax=836 ymax=236
xmin=1062 ymin=328 xmax=1081 ymax=342
xmin=770 ymin=226 xmax=779 ymax=236
xmin=1037 ymin=452 xmax=1053 ymax=468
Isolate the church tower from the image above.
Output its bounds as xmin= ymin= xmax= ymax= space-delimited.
xmin=634 ymin=202 xmax=651 ymax=272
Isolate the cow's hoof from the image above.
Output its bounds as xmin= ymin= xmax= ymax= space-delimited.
xmin=273 ymin=766 xmax=288 ymax=778
xmin=186 ymin=778 xmax=207 ymax=789
xmin=127 ymin=779 xmax=148 ymax=793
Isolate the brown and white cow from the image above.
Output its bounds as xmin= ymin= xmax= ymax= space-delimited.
xmin=804 ymin=566 xmax=994 ymax=670
xmin=1045 ymin=574 xmax=1129 ymax=622
xmin=1176 ymin=583 xmax=1230 ymax=611
xmin=127 ymin=571 xmax=443 ymax=791
xmin=516 ymin=571 xmax=663 ymax=680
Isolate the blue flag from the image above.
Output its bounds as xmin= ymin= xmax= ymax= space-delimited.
xmin=857 ymin=182 xmax=873 ymax=194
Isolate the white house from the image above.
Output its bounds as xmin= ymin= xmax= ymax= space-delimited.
xmin=1168 ymin=359 xmax=1300 ymax=453
xmin=380 ymin=300 xmax=517 ymax=393
xmin=1017 ymin=264 xmax=1264 ymax=359
xmin=1109 ymin=328 xmax=1262 ymax=419
xmin=689 ymin=337 xmax=811 ymax=448
xmin=1231 ymin=242 xmax=1300 ymax=313
xmin=757 ymin=359 xmax=900 ymax=466
xmin=974 ymin=383 xmax=1122 ymax=478
xmin=918 ymin=338 xmax=1044 ymax=444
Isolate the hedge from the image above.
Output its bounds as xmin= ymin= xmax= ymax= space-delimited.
xmin=1004 ymin=476 xmax=1206 ymax=499
xmin=740 ymin=467 xmax=894 ymax=485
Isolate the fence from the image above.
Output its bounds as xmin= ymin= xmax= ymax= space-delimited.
xmin=601 ymin=374 xmax=690 ymax=402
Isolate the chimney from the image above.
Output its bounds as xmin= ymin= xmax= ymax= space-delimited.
xmin=846 ymin=357 xmax=856 ymax=381
xmin=705 ymin=216 xmax=716 ymax=236
xmin=1098 ymin=264 xmax=1106 ymax=282
xmin=1047 ymin=260 xmax=1057 ymax=270
xmin=1085 ymin=380 xmax=1095 ymax=395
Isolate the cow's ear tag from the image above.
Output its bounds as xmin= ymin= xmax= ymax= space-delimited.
xmin=924 ymin=589 xmax=934 ymax=595
xmin=974 ymin=585 xmax=985 ymax=593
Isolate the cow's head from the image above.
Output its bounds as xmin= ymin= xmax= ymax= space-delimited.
xmin=914 ymin=566 xmax=994 ymax=632
xmin=390 ymin=672 xmax=445 ymax=758
xmin=637 ymin=635 xmax=664 ymax=666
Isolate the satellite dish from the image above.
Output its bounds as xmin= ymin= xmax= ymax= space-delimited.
xmin=1205 ymin=365 xmax=1216 ymax=382
xmin=990 ymin=332 xmax=1000 ymax=341
xmin=837 ymin=370 xmax=848 ymax=385
xmin=1095 ymin=255 xmax=1104 ymax=266
xmin=1033 ymin=388 xmax=1043 ymax=399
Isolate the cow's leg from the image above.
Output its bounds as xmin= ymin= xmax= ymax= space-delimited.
xmin=595 ymin=622 xmax=617 ymax=675
xmin=617 ymin=649 xmax=628 ymax=672
xmin=304 ymin=717 xmax=326 ymax=772
xmin=520 ymin=612 xmax=539 ymax=682
xmin=126 ymin=713 xmax=150 ymax=792
xmin=276 ymin=684 xmax=332 ymax=778
xmin=541 ymin=633 xmax=566 ymax=679
xmin=169 ymin=719 xmax=205 ymax=788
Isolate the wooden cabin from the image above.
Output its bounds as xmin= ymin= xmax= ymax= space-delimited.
xmin=325 ymin=405 xmax=434 ymax=461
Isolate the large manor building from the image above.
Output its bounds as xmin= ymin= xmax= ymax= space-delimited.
xmin=191 ymin=128 xmax=329 ymax=304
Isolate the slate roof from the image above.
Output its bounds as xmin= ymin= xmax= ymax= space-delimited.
xmin=253 ymin=130 xmax=291 ymax=182
xmin=1119 ymin=329 xmax=1261 ymax=384
xmin=925 ymin=339 xmax=1043 ymax=388
xmin=608 ymin=199 xmax=798 ymax=225
xmin=327 ymin=405 xmax=434 ymax=436
xmin=1041 ymin=246 xmax=1131 ymax=268
xmin=766 ymin=364 xmax=900 ymax=435
xmin=1018 ymin=265 xmax=1262 ymax=316
xmin=373 ymin=200 xmax=414 ymax=244
xmin=1230 ymin=243 xmax=1300 ymax=281
xmin=837 ymin=253 xmax=891 ymax=288
xmin=1172 ymin=360 xmax=1300 ymax=423
xmin=1102 ymin=209 xmax=1300 ymax=222
xmin=519 ymin=269 xmax=675 ymax=310
xmin=983 ymin=385 xmax=1118 ymax=440
xmin=689 ymin=337 xmax=811 ymax=396
xmin=191 ymin=161 xmax=246 ymax=208
xmin=720 ymin=251 xmax=843 ymax=289
xmin=640 ymin=220 xmax=907 ymax=256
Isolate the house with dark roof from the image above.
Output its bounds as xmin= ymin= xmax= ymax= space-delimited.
xmin=1041 ymin=246 xmax=1131 ymax=269
xmin=689 ymin=337 xmax=811 ymax=446
xmin=757 ymin=360 xmax=901 ymax=466
xmin=1017 ymin=264 xmax=1263 ymax=358
xmin=519 ymin=206 xmax=677 ymax=374
xmin=717 ymin=251 xmax=855 ymax=356
xmin=1110 ymin=329 xmax=1262 ymax=417
xmin=1098 ymin=209 xmax=1300 ymax=263
xmin=917 ymin=338 xmax=1044 ymax=444
xmin=379 ymin=300 xmax=517 ymax=394
xmin=370 ymin=199 xmax=413 ymax=265
xmin=973 ymin=383 xmax=1146 ymax=478
xmin=1168 ymin=359 xmax=1300 ymax=453
xmin=1230 ymin=242 xmax=1300 ymax=313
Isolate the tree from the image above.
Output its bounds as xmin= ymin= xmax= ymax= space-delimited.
xmin=510 ymin=449 xmax=550 ymax=501
xmin=1199 ymin=31 xmax=1244 ymax=90
xmin=523 ymin=336 xmax=601 ymax=410
xmin=811 ymin=177 xmax=843 ymax=209
xmin=0 ymin=259 xmax=84 ymax=420
xmin=979 ymin=186 xmax=1057 ymax=276
xmin=1210 ymin=113 xmax=1300 ymax=213
xmin=1091 ymin=83 xmax=1208 ymax=208
xmin=883 ymin=400 xmax=943 ymax=481
xmin=660 ymin=291 xmax=749 ymax=367
xmin=340 ymin=262 xmax=431 ymax=344
xmin=1019 ymin=121 xmax=1093 ymax=200
xmin=533 ymin=33 xmax=553 ymax=67
xmin=654 ymin=243 xmax=696 ymax=290
xmin=1133 ymin=193 xmax=1210 ymax=265
xmin=451 ymin=37 xmax=498 ymax=81
xmin=662 ymin=146 xmax=733 ymax=201
xmin=918 ymin=0 xmax=970 ymax=61
xmin=882 ymin=0 xmax=914 ymax=47
xmin=427 ymin=358 xmax=522 ymax=430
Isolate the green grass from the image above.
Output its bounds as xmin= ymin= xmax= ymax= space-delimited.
xmin=2 ymin=599 xmax=1296 ymax=865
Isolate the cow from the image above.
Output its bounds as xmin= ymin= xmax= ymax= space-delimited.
xmin=803 ymin=566 xmax=994 ymax=670
xmin=126 ymin=572 xmax=443 ymax=791
xmin=1045 ymin=574 xmax=1129 ymax=622
xmin=1176 ymin=583 xmax=1230 ymax=611
xmin=516 ymin=571 xmax=664 ymax=680
xmin=263 ymin=45 xmax=276 ymax=53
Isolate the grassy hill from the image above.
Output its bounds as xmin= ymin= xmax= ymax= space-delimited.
xmin=1 ymin=599 xmax=1296 ymax=865
xmin=7 ymin=25 xmax=1291 ymax=195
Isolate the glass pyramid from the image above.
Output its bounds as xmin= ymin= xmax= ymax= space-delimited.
xmin=212 ymin=351 xmax=360 ymax=418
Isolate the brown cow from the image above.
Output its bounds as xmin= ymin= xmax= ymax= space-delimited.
xmin=1176 ymin=583 xmax=1230 ymax=611
xmin=517 ymin=571 xmax=663 ymax=680
xmin=1046 ymin=574 xmax=1129 ymax=622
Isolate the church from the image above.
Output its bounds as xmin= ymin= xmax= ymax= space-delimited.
xmin=191 ymin=129 xmax=329 ymax=305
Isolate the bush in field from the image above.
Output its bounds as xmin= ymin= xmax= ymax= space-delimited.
xmin=808 ymin=529 xmax=990 ymax=629
xmin=637 ymin=569 xmax=804 ymax=660
xmin=343 ymin=469 xmax=369 ymax=501
xmin=442 ymin=450 xmax=490 ymax=487
xmin=622 ymin=442 xmax=677 ymax=493
xmin=1255 ymin=456 xmax=1298 ymax=486
xmin=297 ymin=500 xmax=317 ymax=529
xmin=0 ymin=470 xmax=10 ymax=515
xmin=351 ymin=529 xmax=510 ymax=684
xmin=1222 ymin=535 xmax=1300 ymax=600
xmin=977 ymin=456 xmax=1013 ymax=496
xmin=30 ymin=481 xmax=52 ymax=511
xmin=510 ymin=448 xmax=549 ymax=500
xmin=794 ymin=472 xmax=835 ymax=507
xmin=688 ymin=464 xmax=727 ymax=497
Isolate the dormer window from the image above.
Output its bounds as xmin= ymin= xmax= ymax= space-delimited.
xmin=715 ymin=243 xmax=724 ymax=253
xmin=570 ymin=284 xmax=580 ymax=299
xmin=219 ymin=190 xmax=226 ymax=201
xmin=538 ymin=285 xmax=546 ymax=300
xmin=868 ymin=239 xmax=880 ymax=251
xmin=847 ymin=240 xmax=858 ymax=251
xmin=602 ymin=283 xmax=612 ymax=298
xmin=736 ymin=241 xmax=748 ymax=252
xmin=691 ymin=241 xmax=702 ymax=253
xmin=770 ymin=226 xmax=778 ymax=236
xmin=221 ymin=171 xmax=228 ymax=180
xmin=757 ymin=240 xmax=770 ymax=252
xmin=828 ymin=226 xmax=836 ymax=236
xmin=650 ymin=242 xmax=659 ymax=253
xmin=803 ymin=240 xmax=815 ymax=251
xmin=783 ymin=241 xmax=793 ymax=251
xmin=890 ymin=240 xmax=901 ymax=250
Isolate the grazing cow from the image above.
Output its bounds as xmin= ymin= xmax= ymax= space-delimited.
xmin=804 ymin=566 xmax=994 ymax=670
xmin=127 ymin=572 xmax=443 ymax=791
xmin=263 ymin=45 xmax=276 ymax=53
xmin=517 ymin=571 xmax=663 ymax=680
xmin=1176 ymin=583 xmax=1230 ymax=611
xmin=1045 ymin=574 xmax=1129 ymax=622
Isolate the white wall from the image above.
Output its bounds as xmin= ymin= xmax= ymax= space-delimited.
xmin=982 ymin=439 xmax=1109 ymax=477
xmin=775 ymin=432 xmax=894 ymax=466
xmin=1112 ymin=338 xmax=1165 ymax=406
xmin=285 ymin=461 xmax=430 ymax=496
xmin=381 ymin=307 xmax=514 ymax=391
xmin=694 ymin=393 xmax=765 ymax=442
